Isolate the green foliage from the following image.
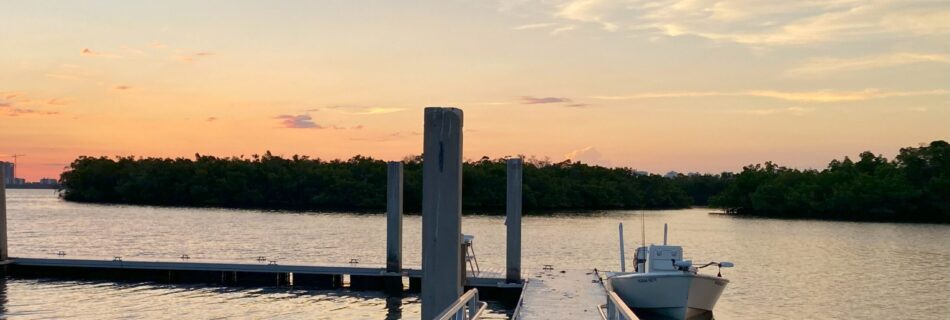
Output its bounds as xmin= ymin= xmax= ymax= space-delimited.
xmin=59 ymin=153 xmax=693 ymax=213
xmin=668 ymin=173 xmax=732 ymax=206
xmin=710 ymin=141 xmax=950 ymax=223
xmin=60 ymin=141 xmax=949 ymax=222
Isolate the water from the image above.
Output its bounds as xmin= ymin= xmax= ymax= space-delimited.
xmin=3 ymin=189 xmax=949 ymax=319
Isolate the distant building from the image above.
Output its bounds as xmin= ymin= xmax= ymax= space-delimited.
xmin=663 ymin=171 xmax=681 ymax=178
xmin=40 ymin=178 xmax=58 ymax=185
xmin=13 ymin=178 xmax=25 ymax=185
xmin=1 ymin=161 xmax=13 ymax=184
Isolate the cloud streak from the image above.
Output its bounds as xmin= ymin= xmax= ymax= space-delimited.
xmin=728 ymin=106 xmax=815 ymax=116
xmin=275 ymin=114 xmax=321 ymax=129
xmin=787 ymin=53 xmax=950 ymax=75
xmin=593 ymin=89 xmax=950 ymax=103
xmin=504 ymin=1 xmax=950 ymax=47
xmin=521 ymin=96 xmax=572 ymax=104
xmin=513 ymin=23 xmax=556 ymax=30
xmin=326 ymin=105 xmax=406 ymax=115
xmin=565 ymin=146 xmax=611 ymax=166
xmin=1 ymin=92 xmax=64 ymax=117
xmin=176 ymin=51 xmax=214 ymax=62
xmin=80 ymin=48 xmax=123 ymax=58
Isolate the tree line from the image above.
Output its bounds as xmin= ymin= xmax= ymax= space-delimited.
xmin=710 ymin=140 xmax=949 ymax=223
xmin=59 ymin=154 xmax=699 ymax=213
xmin=58 ymin=140 xmax=949 ymax=222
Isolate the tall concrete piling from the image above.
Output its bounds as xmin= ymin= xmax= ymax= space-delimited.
xmin=420 ymin=107 xmax=464 ymax=319
xmin=385 ymin=161 xmax=404 ymax=293
xmin=0 ymin=170 xmax=7 ymax=262
xmin=506 ymin=158 xmax=523 ymax=283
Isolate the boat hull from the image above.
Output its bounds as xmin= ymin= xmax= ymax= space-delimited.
xmin=609 ymin=273 xmax=728 ymax=320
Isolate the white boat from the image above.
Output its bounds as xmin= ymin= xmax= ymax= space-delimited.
xmin=605 ymin=224 xmax=733 ymax=320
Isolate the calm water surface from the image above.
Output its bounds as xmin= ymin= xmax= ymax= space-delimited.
xmin=2 ymin=189 xmax=949 ymax=319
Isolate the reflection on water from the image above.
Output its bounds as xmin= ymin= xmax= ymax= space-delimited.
xmin=4 ymin=189 xmax=950 ymax=319
xmin=0 ymin=279 xmax=511 ymax=320
xmin=1 ymin=278 xmax=423 ymax=319
xmin=385 ymin=295 xmax=403 ymax=320
xmin=0 ymin=278 xmax=7 ymax=315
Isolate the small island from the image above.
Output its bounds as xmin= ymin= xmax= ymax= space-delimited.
xmin=57 ymin=141 xmax=949 ymax=223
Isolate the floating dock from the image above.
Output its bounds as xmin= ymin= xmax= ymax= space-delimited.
xmin=4 ymin=256 xmax=522 ymax=299
xmin=5 ymin=256 xmax=616 ymax=319
xmin=516 ymin=268 xmax=608 ymax=320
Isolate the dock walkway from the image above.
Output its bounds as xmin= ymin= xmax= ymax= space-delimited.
xmin=7 ymin=257 xmax=618 ymax=319
xmin=517 ymin=268 xmax=606 ymax=320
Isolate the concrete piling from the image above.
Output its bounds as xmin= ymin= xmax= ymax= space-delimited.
xmin=420 ymin=107 xmax=464 ymax=319
xmin=385 ymin=161 xmax=404 ymax=293
xmin=506 ymin=158 xmax=523 ymax=283
xmin=1 ymin=170 xmax=7 ymax=262
xmin=386 ymin=161 xmax=404 ymax=273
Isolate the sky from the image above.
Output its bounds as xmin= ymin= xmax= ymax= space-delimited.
xmin=1 ymin=0 xmax=948 ymax=181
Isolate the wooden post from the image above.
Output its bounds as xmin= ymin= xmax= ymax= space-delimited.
xmin=421 ymin=107 xmax=464 ymax=319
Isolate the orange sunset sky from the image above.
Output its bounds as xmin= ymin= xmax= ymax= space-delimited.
xmin=2 ymin=1 xmax=949 ymax=181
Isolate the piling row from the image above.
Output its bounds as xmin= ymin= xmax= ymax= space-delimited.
xmin=0 ymin=107 xmax=528 ymax=312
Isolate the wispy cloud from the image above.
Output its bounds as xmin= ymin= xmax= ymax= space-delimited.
xmin=747 ymin=89 xmax=950 ymax=102
xmin=206 ymin=117 xmax=218 ymax=122
xmin=2 ymin=108 xmax=60 ymax=117
xmin=46 ymin=98 xmax=69 ymax=106
xmin=521 ymin=96 xmax=572 ymax=104
xmin=114 ymin=85 xmax=132 ymax=91
xmin=557 ymin=0 xmax=620 ymax=31
xmin=787 ymin=53 xmax=950 ymax=76
xmin=351 ymin=107 xmax=405 ymax=115
xmin=275 ymin=114 xmax=321 ymax=129
xmin=565 ymin=146 xmax=611 ymax=166
xmin=1 ymin=92 xmax=65 ymax=117
xmin=729 ymin=106 xmax=815 ymax=116
xmin=175 ymin=51 xmax=214 ymax=62
xmin=513 ymin=23 xmax=556 ymax=30
xmin=504 ymin=1 xmax=950 ymax=47
xmin=80 ymin=48 xmax=123 ymax=58
xmin=593 ymin=89 xmax=950 ymax=103
xmin=326 ymin=105 xmax=406 ymax=115
xmin=550 ymin=25 xmax=576 ymax=36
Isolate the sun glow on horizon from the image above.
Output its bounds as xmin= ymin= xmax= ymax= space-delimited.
xmin=2 ymin=1 xmax=948 ymax=181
